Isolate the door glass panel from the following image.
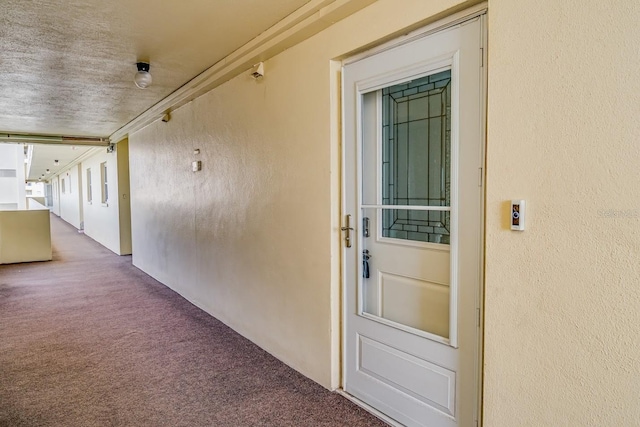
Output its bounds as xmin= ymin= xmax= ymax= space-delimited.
xmin=382 ymin=209 xmax=450 ymax=244
xmin=380 ymin=71 xmax=451 ymax=244
xmin=360 ymin=69 xmax=453 ymax=339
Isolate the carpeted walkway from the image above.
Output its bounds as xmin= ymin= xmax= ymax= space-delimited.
xmin=0 ymin=215 xmax=386 ymax=427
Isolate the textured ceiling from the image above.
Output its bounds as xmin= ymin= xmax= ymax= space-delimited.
xmin=0 ymin=0 xmax=312 ymax=138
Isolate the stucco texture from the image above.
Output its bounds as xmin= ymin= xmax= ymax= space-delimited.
xmin=484 ymin=1 xmax=640 ymax=425
xmin=56 ymin=166 xmax=82 ymax=229
xmin=81 ymin=145 xmax=129 ymax=255
xmin=130 ymin=0 xmax=640 ymax=423
xmin=129 ymin=0 xmax=473 ymax=389
xmin=130 ymin=49 xmax=340 ymax=387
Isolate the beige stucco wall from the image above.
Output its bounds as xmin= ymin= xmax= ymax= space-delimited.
xmin=129 ymin=0 xmax=640 ymax=423
xmin=484 ymin=1 xmax=640 ymax=425
xmin=56 ymin=165 xmax=82 ymax=229
xmin=0 ymin=209 xmax=51 ymax=264
xmin=81 ymin=147 xmax=124 ymax=254
xmin=130 ymin=0 xmax=474 ymax=389
xmin=50 ymin=175 xmax=60 ymax=216
xmin=116 ymin=139 xmax=132 ymax=255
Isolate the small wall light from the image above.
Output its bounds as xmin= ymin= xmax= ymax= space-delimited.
xmin=134 ymin=62 xmax=152 ymax=89
xmin=251 ymin=62 xmax=264 ymax=79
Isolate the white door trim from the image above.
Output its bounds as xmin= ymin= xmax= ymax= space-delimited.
xmin=340 ymin=5 xmax=487 ymax=426
xmin=342 ymin=3 xmax=488 ymax=67
xmin=336 ymin=389 xmax=406 ymax=427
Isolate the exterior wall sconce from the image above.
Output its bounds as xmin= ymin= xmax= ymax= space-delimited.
xmin=251 ymin=62 xmax=264 ymax=79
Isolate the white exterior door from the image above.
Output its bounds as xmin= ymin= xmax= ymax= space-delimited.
xmin=342 ymin=15 xmax=485 ymax=427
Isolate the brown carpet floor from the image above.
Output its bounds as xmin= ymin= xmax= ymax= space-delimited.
xmin=0 ymin=215 xmax=386 ymax=427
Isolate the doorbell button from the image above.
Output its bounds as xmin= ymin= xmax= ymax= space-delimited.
xmin=511 ymin=200 xmax=525 ymax=231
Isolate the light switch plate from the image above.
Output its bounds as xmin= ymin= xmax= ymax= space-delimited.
xmin=192 ymin=160 xmax=202 ymax=172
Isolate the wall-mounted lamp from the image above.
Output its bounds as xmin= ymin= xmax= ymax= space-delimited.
xmin=251 ymin=62 xmax=264 ymax=79
xmin=134 ymin=62 xmax=152 ymax=89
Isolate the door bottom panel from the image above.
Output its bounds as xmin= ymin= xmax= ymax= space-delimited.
xmin=359 ymin=334 xmax=456 ymax=416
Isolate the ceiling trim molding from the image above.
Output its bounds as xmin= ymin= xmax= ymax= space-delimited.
xmin=0 ymin=133 xmax=110 ymax=146
xmin=109 ymin=0 xmax=375 ymax=143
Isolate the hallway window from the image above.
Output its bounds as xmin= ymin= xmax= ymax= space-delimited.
xmin=100 ymin=162 xmax=108 ymax=204
xmin=61 ymin=178 xmax=66 ymax=194
xmin=86 ymin=168 xmax=92 ymax=203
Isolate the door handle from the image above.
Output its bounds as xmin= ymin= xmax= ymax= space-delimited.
xmin=363 ymin=249 xmax=371 ymax=278
xmin=341 ymin=214 xmax=354 ymax=248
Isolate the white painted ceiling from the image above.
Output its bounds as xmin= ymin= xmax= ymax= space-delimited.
xmin=28 ymin=144 xmax=95 ymax=182
xmin=0 ymin=0 xmax=315 ymax=180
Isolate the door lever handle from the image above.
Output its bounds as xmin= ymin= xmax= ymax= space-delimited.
xmin=341 ymin=214 xmax=353 ymax=248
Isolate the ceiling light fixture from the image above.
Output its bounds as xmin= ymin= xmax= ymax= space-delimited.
xmin=54 ymin=160 xmax=59 ymax=165
xmin=134 ymin=62 xmax=152 ymax=89
xmin=0 ymin=133 xmax=109 ymax=146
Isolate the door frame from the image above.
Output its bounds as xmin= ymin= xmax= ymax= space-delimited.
xmin=339 ymin=4 xmax=488 ymax=425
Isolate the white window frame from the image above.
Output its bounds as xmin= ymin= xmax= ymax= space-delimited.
xmin=100 ymin=162 xmax=108 ymax=205
xmin=86 ymin=168 xmax=92 ymax=203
